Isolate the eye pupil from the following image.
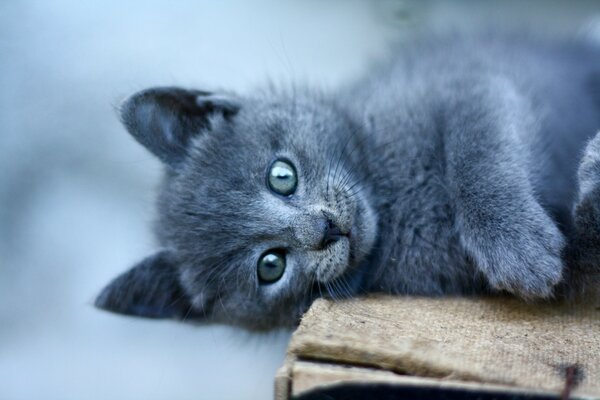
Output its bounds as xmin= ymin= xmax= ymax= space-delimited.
xmin=258 ymin=250 xmax=286 ymax=283
xmin=268 ymin=160 xmax=297 ymax=196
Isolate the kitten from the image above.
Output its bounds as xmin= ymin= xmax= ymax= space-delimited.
xmin=95 ymin=33 xmax=600 ymax=330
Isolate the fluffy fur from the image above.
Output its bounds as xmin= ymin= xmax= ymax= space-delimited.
xmin=96 ymin=33 xmax=600 ymax=330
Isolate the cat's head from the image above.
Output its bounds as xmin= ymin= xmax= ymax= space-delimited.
xmin=95 ymin=87 xmax=378 ymax=330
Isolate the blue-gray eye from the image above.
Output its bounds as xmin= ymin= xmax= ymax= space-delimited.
xmin=257 ymin=250 xmax=286 ymax=283
xmin=268 ymin=160 xmax=297 ymax=196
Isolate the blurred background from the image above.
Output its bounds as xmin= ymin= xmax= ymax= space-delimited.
xmin=1 ymin=1 xmax=599 ymax=399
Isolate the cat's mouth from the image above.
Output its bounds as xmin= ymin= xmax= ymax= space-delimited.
xmin=322 ymin=228 xmax=351 ymax=248
xmin=314 ymin=236 xmax=351 ymax=283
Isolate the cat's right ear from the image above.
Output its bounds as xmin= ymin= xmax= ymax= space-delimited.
xmin=119 ymin=87 xmax=240 ymax=167
xmin=94 ymin=250 xmax=208 ymax=320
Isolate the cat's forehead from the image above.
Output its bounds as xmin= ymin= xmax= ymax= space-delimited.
xmin=237 ymin=97 xmax=345 ymax=138
xmin=184 ymin=99 xmax=341 ymax=178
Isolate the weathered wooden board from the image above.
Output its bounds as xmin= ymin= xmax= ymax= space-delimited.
xmin=275 ymin=296 xmax=600 ymax=399
xmin=282 ymin=360 xmax=580 ymax=399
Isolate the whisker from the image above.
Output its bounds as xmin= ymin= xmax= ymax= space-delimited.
xmin=181 ymin=302 xmax=195 ymax=322
xmin=327 ymin=125 xmax=356 ymax=199
xmin=333 ymin=136 xmax=403 ymax=197
xmin=331 ymin=136 xmax=354 ymax=194
xmin=325 ymin=282 xmax=339 ymax=302
xmin=334 ymin=126 xmax=374 ymax=189
xmin=331 ymin=279 xmax=348 ymax=300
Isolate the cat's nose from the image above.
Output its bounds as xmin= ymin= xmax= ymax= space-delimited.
xmin=292 ymin=211 xmax=349 ymax=250
xmin=319 ymin=218 xmax=345 ymax=248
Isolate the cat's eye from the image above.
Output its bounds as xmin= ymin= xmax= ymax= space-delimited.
xmin=268 ymin=159 xmax=297 ymax=196
xmin=257 ymin=250 xmax=286 ymax=283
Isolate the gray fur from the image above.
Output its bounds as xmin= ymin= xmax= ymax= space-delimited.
xmin=96 ymin=33 xmax=600 ymax=330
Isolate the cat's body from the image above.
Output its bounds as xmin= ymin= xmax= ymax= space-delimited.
xmin=345 ymin=33 xmax=600 ymax=297
xmin=96 ymin=33 xmax=600 ymax=330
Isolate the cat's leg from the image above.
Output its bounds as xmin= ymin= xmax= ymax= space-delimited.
xmin=561 ymin=132 xmax=600 ymax=297
xmin=576 ymin=131 xmax=600 ymax=206
xmin=443 ymin=79 xmax=565 ymax=298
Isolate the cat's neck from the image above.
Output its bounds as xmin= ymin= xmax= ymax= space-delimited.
xmin=345 ymin=98 xmax=483 ymax=295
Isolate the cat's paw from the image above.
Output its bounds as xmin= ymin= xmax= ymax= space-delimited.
xmin=471 ymin=217 xmax=565 ymax=299
xmin=568 ymin=132 xmax=600 ymax=277
xmin=578 ymin=131 xmax=600 ymax=200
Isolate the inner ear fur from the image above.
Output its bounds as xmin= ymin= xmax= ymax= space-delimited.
xmin=119 ymin=87 xmax=240 ymax=167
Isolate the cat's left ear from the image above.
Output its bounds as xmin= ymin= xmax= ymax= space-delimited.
xmin=95 ymin=250 xmax=205 ymax=320
xmin=119 ymin=87 xmax=240 ymax=167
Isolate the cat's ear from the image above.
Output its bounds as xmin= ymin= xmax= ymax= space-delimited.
xmin=119 ymin=87 xmax=240 ymax=167
xmin=95 ymin=250 xmax=204 ymax=320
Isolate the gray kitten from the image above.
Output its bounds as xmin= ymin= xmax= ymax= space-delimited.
xmin=96 ymin=33 xmax=600 ymax=330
